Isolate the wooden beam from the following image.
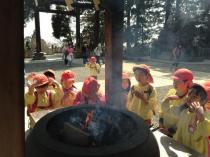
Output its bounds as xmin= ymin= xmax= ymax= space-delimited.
xmin=38 ymin=8 xmax=76 ymax=16
xmin=50 ymin=0 xmax=93 ymax=9
xmin=0 ymin=1 xmax=25 ymax=157
xmin=105 ymin=0 xmax=124 ymax=108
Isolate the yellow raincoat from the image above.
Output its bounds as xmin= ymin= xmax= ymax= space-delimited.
xmin=160 ymin=88 xmax=188 ymax=129
xmin=25 ymin=90 xmax=61 ymax=112
xmin=127 ymin=83 xmax=158 ymax=120
xmin=174 ymin=110 xmax=210 ymax=157
xmin=85 ymin=63 xmax=100 ymax=77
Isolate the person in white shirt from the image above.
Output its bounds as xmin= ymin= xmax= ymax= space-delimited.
xmin=94 ymin=43 xmax=102 ymax=65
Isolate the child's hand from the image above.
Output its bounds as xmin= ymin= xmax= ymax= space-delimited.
xmin=191 ymin=101 xmax=204 ymax=122
xmin=166 ymin=95 xmax=180 ymax=101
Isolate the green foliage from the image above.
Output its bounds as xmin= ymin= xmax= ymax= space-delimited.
xmin=51 ymin=6 xmax=73 ymax=43
xmin=24 ymin=0 xmax=50 ymax=25
xmin=24 ymin=0 xmax=35 ymax=25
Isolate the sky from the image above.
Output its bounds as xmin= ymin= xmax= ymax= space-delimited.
xmin=24 ymin=12 xmax=76 ymax=45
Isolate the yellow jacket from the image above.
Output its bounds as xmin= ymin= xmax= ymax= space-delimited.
xmin=160 ymin=88 xmax=188 ymax=129
xmin=60 ymin=89 xmax=77 ymax=107
xmin=85 ymin=62 xmax=100 ymax=77
xmin=25 ymin=90 xmax=61 ymax=112
xmin=127 ymin=83 xmax=158 ymax=120
xmin=174 ymin=110 xmax=210 ymax=157
xmin=48 ymin=84 xmax=63 ymax=108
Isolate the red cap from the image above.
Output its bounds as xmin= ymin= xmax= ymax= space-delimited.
xmin=61 ymin=70 xmax=75 ymax=82
xmin=43 ymin=69 xmax=55 ymax=79
xmin=33 ymin=74 xmax=49 ymax=87
xmin=133 ymin=64 xmax=153 ymax=83
xmin=90 ymin=56 xmax=96 ymax=63
xmin=203 ymin=81 xmax=210 ymax=100
xmin=122 ymin=72 xmax=130 ymax=80
xmin=82 ymin=76 xmax=99 ymax=95
xmin=172 ymin=69 xmax=193 ymax=84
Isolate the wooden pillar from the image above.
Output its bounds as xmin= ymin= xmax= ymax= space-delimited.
xmin=0 ymin=1 xmax=25 ymax=157
xmin=76 ymin=8 xmax=80 ymax=48
xmin=94 ymin=10 xmax=100 ymax=47
xmin=33 ymin=9 xmax=46 ymax=60
xmin=105 ymin=0 xmax=124 ymax=108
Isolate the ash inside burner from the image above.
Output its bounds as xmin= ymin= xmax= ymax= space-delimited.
xmin=47 ymin=106 xmax=137 ymax=147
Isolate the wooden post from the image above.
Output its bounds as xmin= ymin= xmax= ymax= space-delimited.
xmin=0 ymin=1 xmax=25 ymax=157
xmin=94 ymin=10 xmax=100 ymax=47
xmin=105 ymin=0 xmax=124 ymax=108
xmin=76 ymin=8 xmax=80 ymax=49
xmin=33 ymin=9 xmax=46 ymax=60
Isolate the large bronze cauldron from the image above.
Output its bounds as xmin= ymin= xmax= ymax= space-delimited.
xmin=26 ymin=105 xmax=160 ymax=157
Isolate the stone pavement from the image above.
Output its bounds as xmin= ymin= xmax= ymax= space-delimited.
xmin=25 ymin=54 xmax=210 ymax=100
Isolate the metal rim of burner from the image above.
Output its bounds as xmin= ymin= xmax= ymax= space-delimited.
xmin=26 ymin=104 xmax=159 ymax=157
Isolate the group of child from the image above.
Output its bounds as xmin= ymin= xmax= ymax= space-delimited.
xmin=120 ymin=64 xmax=210 ymax=157
xmin=25 ymin=61 xmax=210 ymax=156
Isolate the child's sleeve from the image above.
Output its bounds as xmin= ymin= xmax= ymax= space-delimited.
xmin=96 ymin=64 xmax=100 ymax=73
xmin=51 ymin=90 xmax=63 ymax=108
xmin=159 ymin=89 xmax=174 ymax=118
xmin=24 ymin=93 xmax=36 ymax=107
xmin=126 ymin=90 xmax=133 ymax=110
xmin=194 ymin=113 xmax=210 ymax=140
xmin=147 ymin=87 xmax=158 ymax=115
xmin=85 ymin=63 xmax=90 ymax=68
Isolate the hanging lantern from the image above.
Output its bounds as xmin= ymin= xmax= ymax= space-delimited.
xmin=65 ymin=0 xmax=74 ymax=11
xmin=93 ymin=0 xmax=100 ymax=10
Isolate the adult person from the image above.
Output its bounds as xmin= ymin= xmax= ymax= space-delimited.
xmin=81 ymin=44 xmax=88 ymax=64
xmin=62 ymin=42 xmax=68 ymax=65
xmin=94 ymin=43 xmax=103 ymax=65
xmin=66 ymin=44 xmax=74 ymax=66
xmin=171 ymin=45 xmax=182 ymax=71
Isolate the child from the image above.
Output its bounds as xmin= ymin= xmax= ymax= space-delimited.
xmin=60 ymin=70 xmax=77 ymax=107
xmin=25 ymin=74 xmax=60 ymax=114
xmin=122 ymin=72 xmax=131 ymax=107
xmin=203 ymin=81 xmax=210 ymax=112
xmin=159 ymin=68 xmax=193 ymax=136
xmin=85 ymin=56 xmax=100 ymax=79
xmin=43 ymin=69 xmax=63 ymax=108
xmin=173 ymin=84 xmax=210 ymax=157
xmin=73 ymin=76 xmax=105 ymax=106
xmin=127 ymin=64 xmax=158 ymax=126
xmin=43 ymin=69 xmax=61 ymax=91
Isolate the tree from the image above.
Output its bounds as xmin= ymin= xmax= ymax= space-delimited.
xmin=51 ymin=6 xmax=73 ymax=43
xmin=24 ymin=0 xmax=50 ymax=25
xmin=24 ymin=0 xmax=35 ymax=25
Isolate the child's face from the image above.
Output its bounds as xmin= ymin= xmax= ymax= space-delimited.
xmin=134 ymin=69 xmax=148 ymax=84
xmin=122 ymin=79 xmax=129 ymax=89
xmin=173 ymin=79 xmax=188 ymax=92
xmin=62 ymin=79 xmax=74 ymax=89
xmin=205 ymin=101 xmax=210 ymax=112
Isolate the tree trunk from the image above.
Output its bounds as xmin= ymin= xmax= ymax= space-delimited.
xmin=175 ymin=0 xmax=181 ymax=21
xmin=164 ymin=0 xmax=173 ymax=29
xmin=125 ymin=0 xmax=131 ymax=49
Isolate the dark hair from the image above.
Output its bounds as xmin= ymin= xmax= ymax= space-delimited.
xmin=134 ymin=68 xmax=148 ymax=76
xmin=190 ymin=84 xmax=208 ymax=105
xmin=43 ymin=71 xmax=55 ymax=79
